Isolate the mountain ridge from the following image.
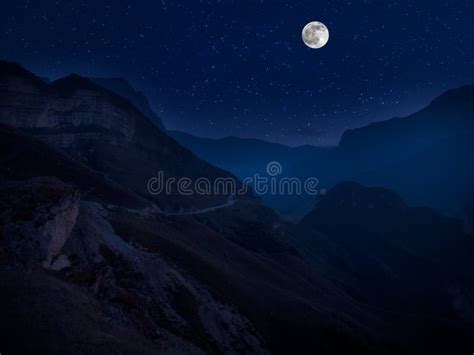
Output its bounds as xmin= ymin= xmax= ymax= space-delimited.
xmin=171 ymin=84 xmax=474 ymax=219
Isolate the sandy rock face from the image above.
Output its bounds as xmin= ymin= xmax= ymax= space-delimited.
xmin=41 ymin=192 xmax=79 ymax=269
xmin=0 ymin=176 xmax=80 ymax=268
xmin=0 ymin=68 xmax=136 ymax=142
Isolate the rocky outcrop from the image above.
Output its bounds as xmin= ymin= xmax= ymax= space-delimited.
xmin=0 ymin=176 xmax=80 ymax=269
xmin=41 ymin=190 xmax=79 ymax=269
xmin=66 ymin=201 xmax=267 ymax=354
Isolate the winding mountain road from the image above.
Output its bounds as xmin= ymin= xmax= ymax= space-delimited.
xmin=163 ymin=198 xmax=237 ymax=216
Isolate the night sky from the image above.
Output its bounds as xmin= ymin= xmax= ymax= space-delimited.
xmin=1 ymin=0 xmax=473 ymax=146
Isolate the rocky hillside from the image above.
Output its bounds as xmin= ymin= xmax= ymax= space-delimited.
xmin=0 ymin=176 xmax=265 ymax=354
xmin=0 ymin=61 xmax=383 ymax=354
xmin=0 ymin=124 xmax=386 ymax=354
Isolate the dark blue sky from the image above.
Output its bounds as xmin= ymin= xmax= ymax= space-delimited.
xmin=1 ymin=0 xmax=473 ymax=145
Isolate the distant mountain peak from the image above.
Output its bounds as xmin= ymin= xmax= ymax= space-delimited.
xmin=338 ymin=84 xmax=474 ymax=149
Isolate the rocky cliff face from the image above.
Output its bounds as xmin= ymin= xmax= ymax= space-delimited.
xmin=0 ymin=73 xmax=132 ymax=138
xmin=0 ymin=60 xmax=244 ymax=211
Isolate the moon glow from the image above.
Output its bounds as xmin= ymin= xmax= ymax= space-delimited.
xmin=302 ymin=21 xmax=329 ymax=49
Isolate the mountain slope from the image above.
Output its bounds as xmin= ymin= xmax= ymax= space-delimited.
xmin=169 ymin=130 xmax=327 ymax=178
xmin=0 ymin=60 xmax=245 ymax=211
xmin=0 ymin=118 xmax=386 ymax=355
xmin=0 ymin=124 xmax=150 ymax=209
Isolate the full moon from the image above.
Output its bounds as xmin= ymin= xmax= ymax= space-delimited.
xmin=302 ymin=21 xmax=329 ymax=49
